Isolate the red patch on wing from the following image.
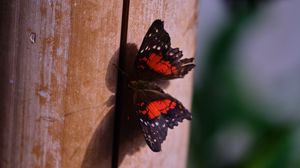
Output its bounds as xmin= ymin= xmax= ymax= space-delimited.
xmin=145 ymin=53 xmax=178 ymax=75
xmin=138 ymin=99 xmax=177 ymax=119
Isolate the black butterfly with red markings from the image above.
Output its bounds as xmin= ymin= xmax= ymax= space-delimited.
xmin=129 ymin=19 xmax=195 ymax=152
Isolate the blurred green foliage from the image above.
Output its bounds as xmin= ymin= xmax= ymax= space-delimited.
xmin=188 ymin=2 xmax=296 ymax=168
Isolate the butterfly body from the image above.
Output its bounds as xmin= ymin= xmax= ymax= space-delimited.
xmin=130 ymin=19 xmax=195 ymax=152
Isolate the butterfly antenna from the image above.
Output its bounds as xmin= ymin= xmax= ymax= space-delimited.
xmin=112 ymin=63 xmax=129 ymax=79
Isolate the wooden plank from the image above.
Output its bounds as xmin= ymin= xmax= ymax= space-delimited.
xmin=118 ymin=0 xmax=198 ymax=167
xmin=0 ymin=1 xmax=72 ymax=167
xmin=0 ymin=0 xmax=122 ymax=168
xmin=61 ymin=1 xmax=123 ymax=168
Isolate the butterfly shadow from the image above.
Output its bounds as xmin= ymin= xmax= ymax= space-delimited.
xmin=80 ymin=106 xmax=115 ymax=168
xmin=80 ymin=43 xmax=121 ymax=168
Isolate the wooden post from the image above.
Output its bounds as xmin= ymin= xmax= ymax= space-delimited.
xmin=0 ymin=0 xmax=122 ymax=168
xmin=0 ymin=0 xmax=197 ymax=167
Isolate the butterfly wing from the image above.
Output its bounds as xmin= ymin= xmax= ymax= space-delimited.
xmin=134 ymin=84 xmax=192 ymax=152
xmin=137 ymin=19 xmax=170 ymax=56
xmin=135 ymin=19 xmax=195 ymax=81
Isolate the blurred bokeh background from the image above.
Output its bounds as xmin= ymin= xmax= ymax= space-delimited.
xmin=188 ymin=0 xmax=300 ymax=168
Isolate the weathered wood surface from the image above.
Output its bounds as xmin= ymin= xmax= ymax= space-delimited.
xmin=117 ymin=0 xmax=198 ymax=168
xmin=0 ymin=0 xmax=122 ymax=168
xmin=62 ymin=1 xmax=122 ymax=168
xmin=0 ymin=0 xmax=197 ymax=167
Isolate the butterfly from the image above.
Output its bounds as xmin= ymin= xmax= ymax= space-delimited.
xmin=129 ymin=19 xmax=195 ymax=152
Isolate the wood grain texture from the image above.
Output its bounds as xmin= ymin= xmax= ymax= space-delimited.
xmin=118 ymin=0 xmax=198 ymax=167
xmin=62 ymin=1 xmax=122 ymax=168
xmin=0 ymin=0 xmax=122 ymax=168
xmin=0 ymin=1 xmax=72 ymax=167
xmin=0 ymin=0 xmax=196 ymax=167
